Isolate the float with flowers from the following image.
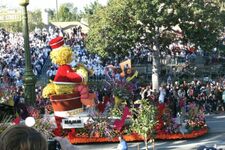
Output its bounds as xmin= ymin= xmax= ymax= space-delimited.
xmin=65 ymin=100 xmax=208 ymax=144
xmin=0 ymin=36 xmax=207 ymax=146
xmin=39 ymin=37 xmax=207 ymax=144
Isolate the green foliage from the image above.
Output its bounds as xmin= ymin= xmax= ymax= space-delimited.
xmin=0 ymin=115 xmax=12 ymax=134
xmin=81 ymin=1 xmax=102 ymax=18
xmin=110 ymin=107 xmax=123 ymax=118
xmin=131 ymin=99 xmax=157 ymax=147
xmin=86 ymin=5 xmax=110 ymax=57
xmin=113 ymin=88 xmax=131 ymax=100
xmin=28 ymin=10 xmax=45 ymax=31
xmin=56 ymin=3 xmax=80 ymax=21
xmin=0 ymin=21 xmax=22 ymax=32
xmin=87 ymin=0 xmax=225 ymax=58
xmin=177 ymin=0 xmax=224 ymax=51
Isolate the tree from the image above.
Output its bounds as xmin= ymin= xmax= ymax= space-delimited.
xmin=86 ymin=5 xmax=109 ymax=57
xmin=58 ymin=4 xmax=72 ymax=21
xmin=131 ymin=99 xmax=157 ymax=150
xmin=87 ymin=0 xmax=224 ymax=91
xmin=81 ymin=1 xmax=103 ymax=18
xmin=28 ymin=10 xmax=45 ymax=31
xmin=47 ymin=9 xmax=56 ymax=21
xmin=57 ymin=3 xmax=80 ymax=21
xmin=0 ymin=21 xmax=22 ymax=32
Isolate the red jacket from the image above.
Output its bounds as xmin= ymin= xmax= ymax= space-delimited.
xmin=54 ymin=65 xmax=82 ymax=83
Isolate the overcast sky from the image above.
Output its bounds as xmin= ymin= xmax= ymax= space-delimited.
xmin=1 ymin=0 xmax=108 ymax=11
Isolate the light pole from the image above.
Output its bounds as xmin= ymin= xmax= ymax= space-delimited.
xmin=56 ymin=0 xmax=59 ymax=21
xmin=18 ymin=0 xmax=36 ymax=105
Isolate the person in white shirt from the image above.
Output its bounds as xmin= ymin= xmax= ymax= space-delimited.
xmin=159 ymin=86 xmax=166 ymax=103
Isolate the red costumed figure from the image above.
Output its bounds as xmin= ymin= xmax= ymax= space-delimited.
xmin=42 ymin=37 xmax=85 ymax=135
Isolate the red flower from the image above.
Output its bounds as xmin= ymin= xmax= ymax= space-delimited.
xmin=66 ymin=128 xmax=208 ymax=144
xmin=54 ymin=128 xmax=62 ymax=136
xmin=12 ymin=116 xmax=21 ymax=125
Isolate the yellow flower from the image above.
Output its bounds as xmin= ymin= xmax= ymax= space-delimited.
xmin=76 ymin=66 xmax=88 ymax=84
xmin=42 ymin=83 xmax=56 ymax=98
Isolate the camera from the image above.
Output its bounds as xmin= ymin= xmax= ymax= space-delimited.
xmin=48 ymin=139 xmax=62 ymax=150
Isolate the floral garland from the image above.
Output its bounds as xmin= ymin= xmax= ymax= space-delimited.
xmin=68 ymin=128 xmax=208 ymax=144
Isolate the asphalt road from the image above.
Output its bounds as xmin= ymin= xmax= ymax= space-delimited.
xmin=76 ymin=113 xmax=225 ymax=150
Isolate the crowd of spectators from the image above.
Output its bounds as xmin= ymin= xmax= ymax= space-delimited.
xmin=124 ymin=40 xmax=225 ymax=66
xmin=0 ymin=27 xmax=55 ymax=86
xmin=140 ymin=78 xmax=225 ymax=116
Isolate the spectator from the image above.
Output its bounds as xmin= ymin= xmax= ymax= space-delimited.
xmin=159 ymin=86 xmax=166 ymax=103
xmin=0 ymin=125 xmax=47 ymax=150
xmin=117 ymin=135 xmax=128 ymax=150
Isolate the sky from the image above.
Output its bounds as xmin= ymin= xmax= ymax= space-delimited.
xmin=1 ymin=0 xmax=108 ymax=11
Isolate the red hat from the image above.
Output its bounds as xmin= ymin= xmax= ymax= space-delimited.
xmin=49 ymin=36 xmax=64 ymax=49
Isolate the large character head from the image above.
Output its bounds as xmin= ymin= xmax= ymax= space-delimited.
xmin=49 ymin=36 xmax=73 ymax=66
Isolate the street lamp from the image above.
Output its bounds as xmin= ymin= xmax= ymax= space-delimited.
xmin=55 ymin=0 xmax=59 ymax=21
xmin=18 ymin=0 xmax=36 ymax=105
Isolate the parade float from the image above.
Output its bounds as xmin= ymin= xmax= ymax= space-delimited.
xmin=0 ymin=36 xmax=207 ymax=145
xmin=40 ymin=37 xmax=208 ymax=144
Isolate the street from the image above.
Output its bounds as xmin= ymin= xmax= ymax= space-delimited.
xmin=76 ymin=113 xmax=225 ymax=150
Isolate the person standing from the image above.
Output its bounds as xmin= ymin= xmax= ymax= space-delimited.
xmin=222 ymin=88 xmax=225 ymax=111
xmin=117 ymin=135 xmax=128 ymax=150
xmin=159 ymin=86 xmax=166 ymax=103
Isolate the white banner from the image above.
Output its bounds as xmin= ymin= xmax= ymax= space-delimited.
xmin=62 ymin=117 xmax=84 ymax=129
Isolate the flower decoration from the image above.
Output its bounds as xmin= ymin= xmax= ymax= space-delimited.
xmin=112 ymin=80 xmax=134 ymax=103
xmin=160 ymin=105 xmax=181 ymax=134
xmin=185 ymin=102 xmax=206 ymax=131
xmin=85 ymin=111 xmax=117 ymax=138
xmin=33 ymin=117 xmax=56 ymax=139
xmin=27 ymin=106 xmax=40 ymax=119
xmin=42 ymin=82 xmax=55 ymax=98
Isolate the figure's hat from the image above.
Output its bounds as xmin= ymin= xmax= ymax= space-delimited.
xmin=49 ymin=36 xmax=64 ymax=49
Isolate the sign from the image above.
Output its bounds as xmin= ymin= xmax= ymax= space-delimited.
xmin=119 ymin=59 xmax=131 ymax=72
xmin=0 ymin=12 xmax=21 ymax=22
xmin=62 ymin=117 xmax=84 ymax=129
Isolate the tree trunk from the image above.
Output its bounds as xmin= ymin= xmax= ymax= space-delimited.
xmin=152 ymin=51 xmax=160 ymax=92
